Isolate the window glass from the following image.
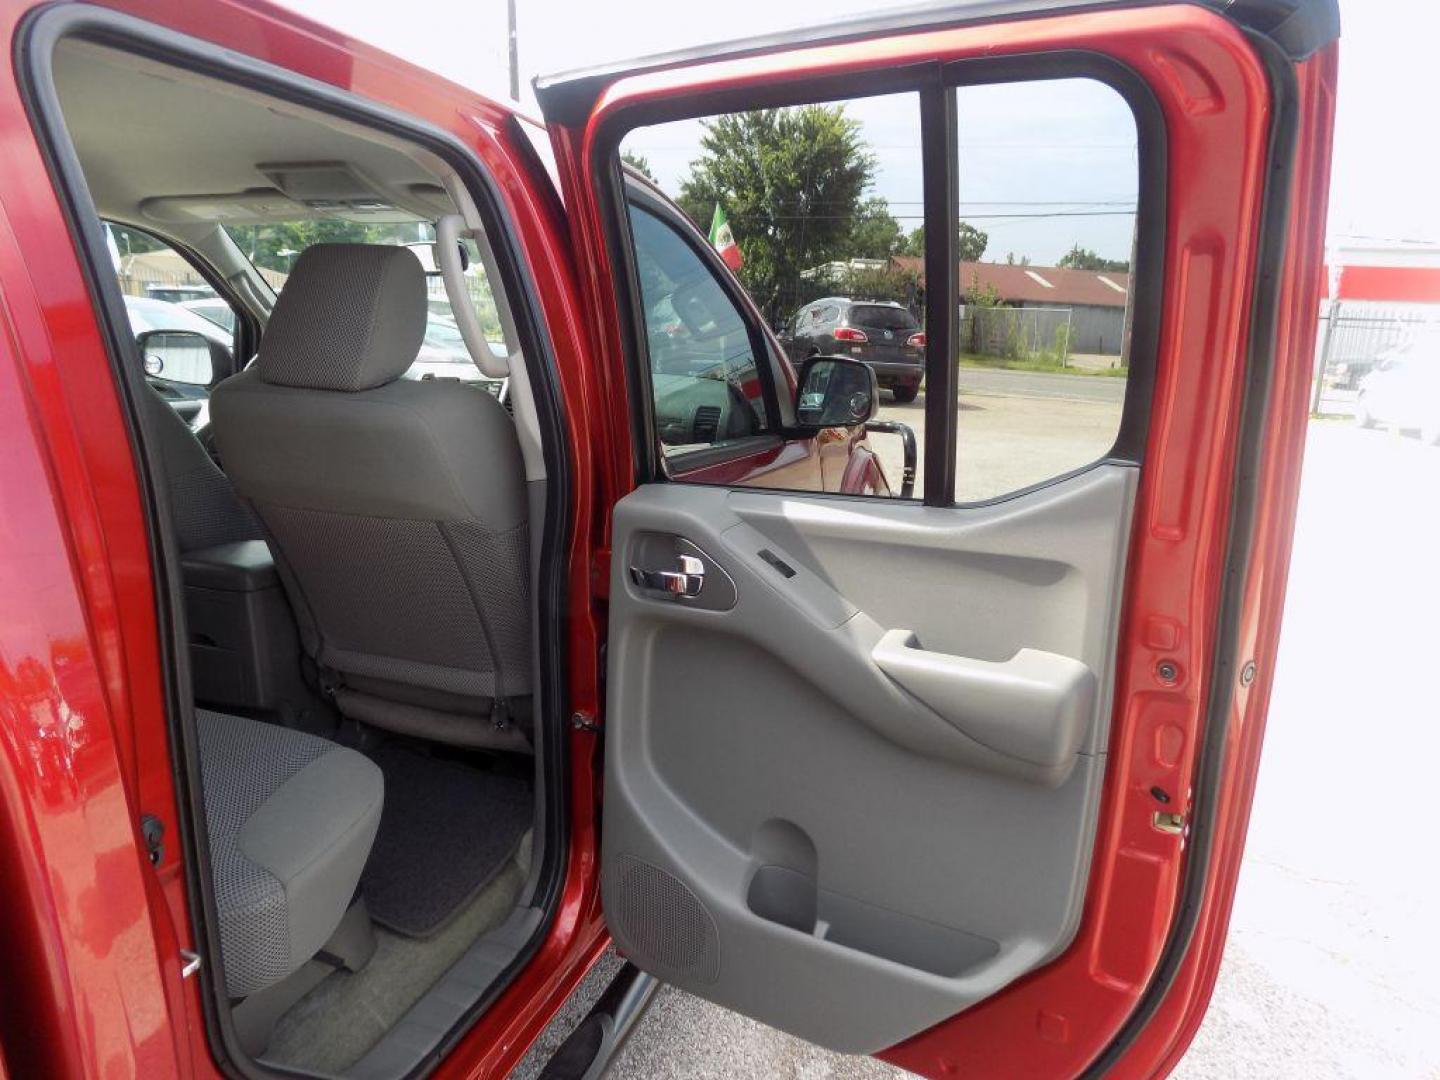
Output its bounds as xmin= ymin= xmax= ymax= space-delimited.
xmin=619 ymin=80 xmax=1139 ymax=501
xmin=224 ymin=220 xmax=508 ymax=388
xmin=109 ymin=222 xmax=235 ymax=365
xmin=621 ymin=92 xmax=925 ymax=493
xmin=629 ymin=203 xmax=768 ymax=453
xmin=107 ymin=223 xmax=237 ymax=418
xmin=950 ymin=77 xmax=1138 ymax=502
xmin=851 ymin=304 xmax=919 ymax=332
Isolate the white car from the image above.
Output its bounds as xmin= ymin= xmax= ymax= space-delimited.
xmin=124 ymin=293 xmax=232 ymax=348
xmin=181 ymin=295 xmax=237 ymax=333
xmin=408 ymin=311 xmax=509 ymax=401
xmin=1356 ymin=344 xmax=1440 ymax=444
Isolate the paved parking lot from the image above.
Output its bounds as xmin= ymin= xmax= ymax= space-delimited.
xmin=602 ymin=396 xmax=1440 ymax=1077
xmin=868 ymin=369 xmax=1125 ymax=501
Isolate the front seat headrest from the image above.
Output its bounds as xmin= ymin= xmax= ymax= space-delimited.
xmin=258 ymin=243 xmax=427 ymax=392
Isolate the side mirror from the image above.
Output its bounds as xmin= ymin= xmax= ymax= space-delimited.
xmin=136 ymin=330 xmax=230 ymax=387
xmin=795 ymin=355 xmax=879 ymax=428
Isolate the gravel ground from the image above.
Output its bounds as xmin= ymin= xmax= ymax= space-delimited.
xmin=867 ymin=372 xmax=1124 ymax=502
xmin=592 ymin=417 xmax=1440 ymax=1079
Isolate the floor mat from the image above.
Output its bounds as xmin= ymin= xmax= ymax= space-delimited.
xmin=361 ymin=745 xmax=531 ymax=937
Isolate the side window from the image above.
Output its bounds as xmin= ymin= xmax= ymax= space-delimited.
xmin=621 ymin=92 xmax=924 ymax=490
xmin=950 ymin=78 xmax=1138 ymax=502
xmin=629 ymin=202 xmax=769 ymax=455
xmin=108 ymin=222 xmax=238 ymax=390
xmin=618 ymin=81 xmax=1140 ymax=502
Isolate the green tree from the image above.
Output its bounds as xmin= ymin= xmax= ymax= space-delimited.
xmin=620 ymin=150 xmax=657 ymax=182
xmin=1005 ymin=251 xmax=1031 ymax=267
xmin=1056 ymin=243 xmax=1129 ymax=272
xmin=108 ymin=224 xmax=166 ymax=256
xmin=844 ymin=263 xmax=922 ymax=307
xmin=957 ymin=222 xmax=988 ymax=263
xmin=848 ymin=197 xmax=904 ymax=259
xmin=901 ymin=221 xmax=987 ymax=262
xmin=677 ymin=105 xmax=873 ymax=322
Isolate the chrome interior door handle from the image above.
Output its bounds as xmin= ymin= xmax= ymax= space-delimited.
xmin=630 ymin=554 xmax=706 ymax=597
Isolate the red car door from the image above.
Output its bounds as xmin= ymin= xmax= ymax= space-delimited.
xmin=538 ymin=1 xmax=1336 ymax=1076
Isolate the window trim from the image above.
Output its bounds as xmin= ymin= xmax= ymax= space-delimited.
xmin=920 ymin=75 xmax=959 ymax=506
xmin=592 ymin=64 xmax=931 ymax=485
xmin=593 ymin=50 xmax=1164 ymax=505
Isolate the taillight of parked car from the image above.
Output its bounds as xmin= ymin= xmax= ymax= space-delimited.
xmin=833 ymin=326 xmax=868 ymax=343
xmin=906 ymin=332 xmax=926 ymax=348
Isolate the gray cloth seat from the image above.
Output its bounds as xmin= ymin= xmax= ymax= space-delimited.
xmin=196 ymin=709 xmax=383 ymax=998
xmin=210 ymin=244 xmax=531 ymax=747
xmin=140 ymin=384 xmax=264 ymax=552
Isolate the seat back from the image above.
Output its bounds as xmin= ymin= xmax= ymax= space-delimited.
xmin=210 ymin=245 xmax=530 ymax=735
xmin=140 ymin=383 xmax=264 ymax=552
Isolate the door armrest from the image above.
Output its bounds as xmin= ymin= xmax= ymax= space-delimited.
xmin=871 ymin=629 xmax=1095 ymax=770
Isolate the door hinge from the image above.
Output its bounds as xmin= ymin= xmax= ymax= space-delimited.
xmin=571 ymin=710 xmax=600 ymax=733
xmin=1152 ymin=811 xmax=1187 ymax=836
xmin=141 ymin=814 xmax=165 ymax=866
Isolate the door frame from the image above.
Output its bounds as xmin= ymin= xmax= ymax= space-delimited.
xmin=12 ymin=3 xmax=597 ymax=1075
xmin=538 ymin=2 xmax=1337 ymax=1073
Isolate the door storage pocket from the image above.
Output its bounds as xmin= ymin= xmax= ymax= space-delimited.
xmin=747 ymin=864 xmax=999 ymax=978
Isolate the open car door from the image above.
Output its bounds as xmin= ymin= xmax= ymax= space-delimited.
xmin=538 ymin=2 xmax=1337 ymax=1075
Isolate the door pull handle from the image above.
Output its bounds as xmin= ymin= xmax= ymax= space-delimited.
xmin=629 ymin=554 xmax=706 ymax=598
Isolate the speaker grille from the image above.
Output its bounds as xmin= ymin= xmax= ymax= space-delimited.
xmin=613 ymin=856 xmax=720 ymax=983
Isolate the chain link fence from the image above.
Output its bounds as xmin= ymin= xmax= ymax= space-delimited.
xmin=961 ymin=304 xmax=1074 ymax=363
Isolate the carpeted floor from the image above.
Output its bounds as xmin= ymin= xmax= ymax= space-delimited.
xmin=361 ymin=744 xmax=533 ymax=937
xmin=263 ymin=832 xmax=532 ymax=1076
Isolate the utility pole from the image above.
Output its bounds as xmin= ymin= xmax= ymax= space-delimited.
xmin=507 ymin=0 xmax=519 ymax=102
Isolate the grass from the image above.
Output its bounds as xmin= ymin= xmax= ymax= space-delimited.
xmin=956 ymin=352 xmax=1130 ymax=378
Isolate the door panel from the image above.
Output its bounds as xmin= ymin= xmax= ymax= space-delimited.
xmin=541 ymin=0 xmax=1337 ymax=1072
xmin=604 ymin=466 xmax=1135 ymax=1051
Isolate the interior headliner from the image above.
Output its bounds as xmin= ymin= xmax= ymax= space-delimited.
xmin=53 ymin=38 xmax=457 ymax=229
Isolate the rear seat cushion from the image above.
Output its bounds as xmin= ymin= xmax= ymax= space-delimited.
xmin=196 ymin=710 xmax=384 ymax=998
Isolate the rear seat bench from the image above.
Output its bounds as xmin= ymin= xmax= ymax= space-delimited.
xmin=196 ymin=710 xmax=384 ymax=1053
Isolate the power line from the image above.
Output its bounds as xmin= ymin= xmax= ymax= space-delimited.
xmin=758 ymin=210 xmax=1136 ymax=221
xmin=755 ymin=199 xmax=1137 ymax=207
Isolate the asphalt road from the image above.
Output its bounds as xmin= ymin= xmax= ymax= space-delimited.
xmin=595 ymin=419 xmax=1440 ymax=1079
xmin=956 ymin=364 xmax=1128 ymax=404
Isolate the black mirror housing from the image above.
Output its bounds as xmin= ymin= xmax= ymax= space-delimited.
xmin=795 ymin=355 xmax=880 ymax=428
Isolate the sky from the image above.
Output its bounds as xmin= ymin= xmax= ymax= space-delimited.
xmin=276 ymin=0 xmax=1432 ymax=264
xmin=620 ymin=80 xmax=1138 ymax=265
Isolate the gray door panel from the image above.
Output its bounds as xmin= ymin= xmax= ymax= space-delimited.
xmin=602 ymin=465 xmax=1137 ymax=1052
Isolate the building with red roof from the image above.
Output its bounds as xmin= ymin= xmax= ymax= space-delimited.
xmin=890 ymin=255 xmax=1131 ymax=356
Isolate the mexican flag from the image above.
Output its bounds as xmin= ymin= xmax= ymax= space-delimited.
xmin=708 ymin=204 xmax=743 ymax=271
